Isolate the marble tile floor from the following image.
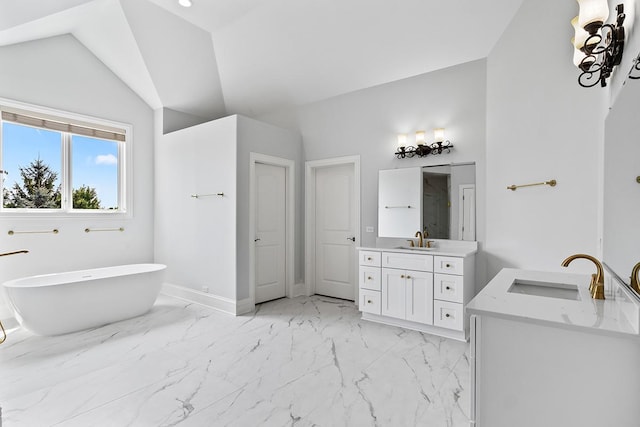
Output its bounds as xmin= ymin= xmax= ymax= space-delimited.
xmin=0 ymin=295 xmax=470 ymax=427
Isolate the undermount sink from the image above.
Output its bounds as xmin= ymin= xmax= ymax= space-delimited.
xmin=508 ymin=279 xmax=581 ymax=301
xmin=394 ymin=246 xmax=436 ymax=251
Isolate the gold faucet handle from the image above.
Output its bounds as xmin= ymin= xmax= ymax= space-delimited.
xmin=406 ymin=239 xmax=415 ymax=247
xmin=630 ymin=262 xmax=640 ymax=294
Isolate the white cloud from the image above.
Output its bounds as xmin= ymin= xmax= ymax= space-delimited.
xmin=95 ymin=154 xmax=117 ymax=165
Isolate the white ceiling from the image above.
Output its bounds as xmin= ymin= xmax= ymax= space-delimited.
xmin=0 ymin=0 xmax=524 ymax=118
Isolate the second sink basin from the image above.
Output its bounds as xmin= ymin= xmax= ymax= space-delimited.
xmin=508 ymin=279 xmax=581 ymax=301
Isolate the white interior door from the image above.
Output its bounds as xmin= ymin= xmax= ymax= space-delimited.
xmin=459 ymin=184 xmax=476 ymax=241
xmin=255 ymin=163 xmax=286 ymax=304
xmin=315 ymin=163 xmax=356 ymax=300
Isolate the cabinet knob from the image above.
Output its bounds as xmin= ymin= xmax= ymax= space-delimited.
xmin=367 ymin=257 xmax=372 ymax=261
xmin=367 ymin=300 xmax=373 ymax=304
xmin=446 ymin=263 xmax=452 ymax=268
xmin=445 ymin=313 xmax=451 ymax=318
xmin=406 ymin=275 xmax=411 ymax=279
xmin=367 ymin=276 xmax=373 ymax=280
xmin=445 ymin=286 xmax=451 ymax=290
xmin=400 ymin=275 xmax=405 ymax=278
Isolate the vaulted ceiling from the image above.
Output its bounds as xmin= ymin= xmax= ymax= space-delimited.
xmin=0 ymin=0 xmax=524 ymax=120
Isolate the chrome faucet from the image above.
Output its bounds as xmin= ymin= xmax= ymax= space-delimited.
xmin=630 ymin=262 xmax=640 ymax=294
xmin=414 ymin=231 xmax=423 ymax=248
xmin=561 ymin=253 xmax=605 ymax=300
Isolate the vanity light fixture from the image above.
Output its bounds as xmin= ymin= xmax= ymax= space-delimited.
xmin=178 ymin=0 xmax=192 ymax=7
xmin=395 ymin=128 xmax=454 ymax=159
xmin=571 ymin=1 xmax=625 ymax=88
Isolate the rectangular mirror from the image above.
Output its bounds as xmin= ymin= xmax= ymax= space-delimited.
xmin=603 ymin=60 xmax=640 ymax=290
xmin=378 ymin=162 xmax=476 ymax=240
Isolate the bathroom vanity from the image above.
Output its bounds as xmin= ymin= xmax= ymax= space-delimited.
xmin=357 ymin=243 xmax=476 ymax=341
xmin=467 ymin=269 xmax=640 ymax=427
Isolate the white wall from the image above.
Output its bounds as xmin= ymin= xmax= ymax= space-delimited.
xmin=236 ymin=115 xmax=303 ymax=300
xmin=485 ymin=0 xmax=606 ymax=282
xmin=259 ymin=59 xmax=487 ymax=256
xmin=154 ymin=115 xmax=237 ymax=299
xmin=0 ymin=35 xmax=154 ymax=319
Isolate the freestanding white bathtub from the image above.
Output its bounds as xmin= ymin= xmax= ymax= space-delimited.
xmin=2 ymin=263 xmax=166 ymax=336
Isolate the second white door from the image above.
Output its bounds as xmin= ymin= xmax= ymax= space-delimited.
xmin=255 ymin=163 xmax=286 ymax=304
xmin=315 ymin=163 xmax=356 ymax=300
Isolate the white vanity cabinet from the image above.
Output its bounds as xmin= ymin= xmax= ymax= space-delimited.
xmin=358 ymin=247 xmax=475 ymax=341
xmin=467 ymin=269 xmax=640 ymax=427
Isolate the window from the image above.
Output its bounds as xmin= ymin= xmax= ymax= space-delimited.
xmin=0 ymin=103 xmax=128 ymax=214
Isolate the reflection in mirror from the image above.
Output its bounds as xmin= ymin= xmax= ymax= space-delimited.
xmin=378 ymin=163 xmax=475 ymax=240
xmin=603 ymin=59 xmax=640 ymax=291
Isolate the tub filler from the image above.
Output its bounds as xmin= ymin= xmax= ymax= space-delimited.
xmin=2 ymin=264 xmax=166 ymax=336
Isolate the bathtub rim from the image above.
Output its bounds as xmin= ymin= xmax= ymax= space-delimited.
xmin=2 ymin=263 xmax=166 ymax=288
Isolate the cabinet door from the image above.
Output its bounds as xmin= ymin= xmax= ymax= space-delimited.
xmin=405 ymin=270 xmax=433 ymax=324
xmin=381 ymin=268 xmax=405 ymax=319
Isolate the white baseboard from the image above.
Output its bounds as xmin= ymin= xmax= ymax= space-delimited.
xmin=235 ymin=298 xmax=255 ymax=315
xmin=292 ymin=282 xmax=307 ymax=298
xmin=161 ymin=283 xmax=246 ymax=316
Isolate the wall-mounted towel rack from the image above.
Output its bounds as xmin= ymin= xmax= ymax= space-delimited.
xmin=191 ymin=192 xmax=224 ymax=199
xmin=8 ymin=229 xmax=59 ymax=235
xmin=191 ymin=193 xmax=224 ymax=199
xmin=507 ymin=179 xmax=557 ymax=191
xmin=384 ymin=205 xmax=414 ymax=209
xmin=84 ymin=227 xmax=124 ymax=233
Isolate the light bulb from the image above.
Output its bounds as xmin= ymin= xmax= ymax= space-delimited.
xmin=434 ymin=128 xmax=445 ymax=142
xmin=415 ymin=131 xmax=426 ymax=145
xmin=576 ymin=0 xmax=609 ymax=34
xmin=397 ymin=134 xmax=407 ymax=149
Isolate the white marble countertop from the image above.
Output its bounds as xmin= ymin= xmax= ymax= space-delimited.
xmin=466 ymin=268 xmax=640 ymax=338
xmin=356 ymin=245 xmax=478 ymax=257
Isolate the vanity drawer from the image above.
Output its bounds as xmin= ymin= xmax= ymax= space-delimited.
xmin=433 ymin=300 xmax=464 ymax=331
xmin=359 ymin=266 xmax=381 ymax=291
xmin=360 ymin=289 xmax=381 ymax=315
xmin=382 ymin=252 xmax=433 ymax=272
xmin=359 ymin=251 xmax=381 ymax=267
xmin=434 ymin=273 xmax=464 ymax=303
xmin=434 ymin=256 xmax=464 ymax=275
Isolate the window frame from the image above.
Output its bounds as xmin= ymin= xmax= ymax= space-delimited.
xmin=0 ymin=98 xmax=132 ymax=218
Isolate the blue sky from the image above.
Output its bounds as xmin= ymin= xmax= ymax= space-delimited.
xmin=2 ymin=122 xmax=118 ymax=208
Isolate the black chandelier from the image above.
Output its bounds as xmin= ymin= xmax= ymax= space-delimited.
xmin=395 ymin=129 xmax=453 ymax=159
xmin=572 ymin=2 xmax=625 ymax=88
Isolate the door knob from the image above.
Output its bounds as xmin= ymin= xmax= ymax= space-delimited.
xmin=347 ymin=237 xmax=356 ymax=242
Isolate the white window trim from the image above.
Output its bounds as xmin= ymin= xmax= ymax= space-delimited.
xmin=0 ymin=97 xmax=133 ymax=218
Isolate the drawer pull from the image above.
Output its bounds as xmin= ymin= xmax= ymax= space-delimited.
xmin=367 ymin=257 xmax=372 ymax=261
xmin=446 ymin=263 xmax=452 ymax=268
xmin=445 ymin=313 xmax=451 ymax=318
xmin=406 ymin=275 xmax=411 ymax=279
xmin=367 ymin=300 xmax=373 ymax=304
xmin=400 ymin=275 xmax=405 ymax=278
xmin=445 ymin=286 xmax=451 ymax=290
xmin=367 ymin=276 xmax=373 ymax=280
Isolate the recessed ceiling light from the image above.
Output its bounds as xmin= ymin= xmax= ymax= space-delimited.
xmin=178 ymin=0 xmax=192 ymax=7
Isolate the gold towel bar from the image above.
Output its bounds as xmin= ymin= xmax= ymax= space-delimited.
xmin=84 ymin=227 xmax=124 ymax=233
xmin=507 ymin=179 xmax=557 ymax=191
xmin=8 ymin=229 xmax=59 ymax=235
xmin=191 ymin=193 xmax=224 ymax=198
